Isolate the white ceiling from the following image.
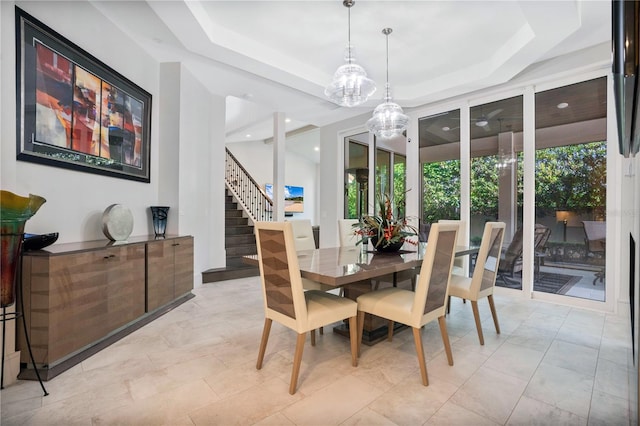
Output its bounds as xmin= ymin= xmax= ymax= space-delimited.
xmin=92 ymin=0 xmax=612 ymax=163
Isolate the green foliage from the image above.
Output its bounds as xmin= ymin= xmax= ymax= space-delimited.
xmin=422 ymin=160 xmax=460 ymax=222
xmin=393 ymin=160 xmax=406 ymax=217
xmin=422 ymin=142 xmax=606 ymax=221
xmin=535 ymin=142 xmax=606 ymax=213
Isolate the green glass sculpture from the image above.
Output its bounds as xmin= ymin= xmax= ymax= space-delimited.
xmin=0 ymin=190 xmax=46 ymax=307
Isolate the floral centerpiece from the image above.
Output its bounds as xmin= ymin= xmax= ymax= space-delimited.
xmin=353 ymin=192 xmax=418 ymax=252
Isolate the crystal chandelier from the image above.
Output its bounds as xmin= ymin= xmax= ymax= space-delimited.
xmin=324 ymin=0 xmax=376 ymax=107
xmin=366 ymin=28 xmax=409 ymax=138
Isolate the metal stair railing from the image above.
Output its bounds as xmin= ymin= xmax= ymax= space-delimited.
xmin=225 ymin=148 xmax=273 ymax=222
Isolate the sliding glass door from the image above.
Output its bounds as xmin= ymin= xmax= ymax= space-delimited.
xmin=534 ymin=77 xmax=607 ymax=302
xmin=469 ymin=96 xmax=524 ymax=289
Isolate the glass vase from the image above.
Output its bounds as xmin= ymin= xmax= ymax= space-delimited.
xmin=150 ymin=206 xmax=169 ymax=238
xmin=1 ymin=191 xmax=46 ymax=307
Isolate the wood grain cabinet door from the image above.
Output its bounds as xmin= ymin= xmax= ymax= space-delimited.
xmin=24 ymin=250 xmax=109 ymax=365
xmin=146 ymin=237 xmax=194 ymax=312
xmin=104 ymin=245 xmax=145 ymax=330
xmin=146 ymin=240 xmax=176 ymax=311
xmin=173 ymin=237 xmax=194 ymax=298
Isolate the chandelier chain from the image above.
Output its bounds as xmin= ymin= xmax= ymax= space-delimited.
xmin=347 ymin=5 xmax=352 ymax=64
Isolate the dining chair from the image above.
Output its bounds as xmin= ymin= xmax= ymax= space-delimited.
xmin=356 ymin=222 xmax=459 ymax=386
xmin=288 ymin=219 xmax=332 ymax=291
xmin=448 ymin=221 xmax=505 ymax=345
xmin=289 ymin=219 xmax=317 ymax=251
xmin=288 ymin=219 xmax=335 ymax=338
xmin=254 ymin=221 xmax=358 ymax=394
xmin=438 ymin=219 xmax=468 ymax=277
xmin=338 ymin=218 xmax=359 ymax=246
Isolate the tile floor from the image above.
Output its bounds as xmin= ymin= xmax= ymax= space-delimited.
xmin=497 ymin=265 xmax=606 ymax=302
xmin=0 ymin=277 xmax=635 ymax=425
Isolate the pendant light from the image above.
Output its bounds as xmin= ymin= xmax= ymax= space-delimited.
xmin=366 ymin=28 xmax=409 ymax=138
xmin=324 ymin=0 xmax=376 ymax=107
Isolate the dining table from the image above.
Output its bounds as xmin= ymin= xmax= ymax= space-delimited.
xmin=244 ymin=242 xmax=479 ymax=345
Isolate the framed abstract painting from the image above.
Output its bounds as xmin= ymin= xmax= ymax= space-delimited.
xmin=15 ymin=7 xmax=152 ymax=183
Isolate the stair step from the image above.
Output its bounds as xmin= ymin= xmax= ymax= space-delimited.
xmin=225 ymin=217 xmax=249 ymax=226
xmin=226 ymin=245 xmax=257 ymax=256
xmin=225 ymin=256 xmax=254 ymax=267
xmin=226 ymin=226 xmax=254 ymax=235
xmin=225 ymin=233 xmax=255 ymax=245
xmin=202 ymin=265 xmax=259 ymax=283
xmin=225 ymin=209 xmax=243 ymax=217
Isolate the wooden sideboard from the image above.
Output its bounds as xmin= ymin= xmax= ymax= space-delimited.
xmin=17 ymin=235 xmax=194 ymax=380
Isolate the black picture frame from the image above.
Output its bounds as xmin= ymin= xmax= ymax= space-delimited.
xmin=15 ymin=7 xmax=152 ymax=183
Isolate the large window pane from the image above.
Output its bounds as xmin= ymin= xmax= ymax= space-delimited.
xmin=534 ymin=77 xmax=607 ymax=301
xmin=419 ymin=109 xmax=461 ymax=224
xmin=344 ymin=135 xmax=368 ymax=219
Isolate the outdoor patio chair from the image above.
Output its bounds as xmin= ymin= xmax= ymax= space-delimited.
xmin=583 ymin=220 xmax=606 ymax=285
xmin=497 ymin=224 xmax=549 ymax=284
xmin=254 ymin=221 xmax=358 ymax=394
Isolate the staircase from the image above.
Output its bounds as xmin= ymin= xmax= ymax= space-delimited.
xmin=202 ymin=190 xmax=259 ymax=283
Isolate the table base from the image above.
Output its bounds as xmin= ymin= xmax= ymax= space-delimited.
xmin=333 ymin=320 xmax=407 ymax=346
xmin=334 ymin=275 xmax=415 ymax=346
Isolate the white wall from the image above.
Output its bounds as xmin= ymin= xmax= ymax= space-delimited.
xmin=227 ymin=140 xmax=319 ymax=225
xmin=172 ymin=64 xmax=227 ymax=286
xmin=0 ymin=2 xmax=225 ymax=286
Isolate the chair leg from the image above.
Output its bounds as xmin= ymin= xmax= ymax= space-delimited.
xmin=438 ymin=316 xmax=454 ymax=366
xmin=387 ymin=320 xmax=395 ymax=341
xmin=471 ymin=300 xmax=485 ymax=345
xmin=319 ymin=326 xmax=324 ymax=335
xmin=256 ymin=318 xmax=272 ymax=370
xmin=412 ymin=327 xmax=429 ymax=386
xmin=446 ymin=295 xmax=451 ymax=314
xmin=289 ymin=333 xmax=306 ymax=394
xmin=348 ymin=316 xmax=358 ymax=367
xmin=311 ymin=329 xmax=316 ymax=346
xmin=357 ymin=311 xmax=365 ymax=357
xmin=487 ymin=294 xmax=500 ymax=334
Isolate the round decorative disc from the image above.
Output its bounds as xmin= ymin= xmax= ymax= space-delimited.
xmin=102 ymin=204 xmax=134 ymax=241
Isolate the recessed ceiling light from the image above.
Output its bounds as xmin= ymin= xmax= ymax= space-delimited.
xmin=442 ymin=126 xmax=450 ymax=131
xmin=285 ymin=118 xmax=291 ymax=123
xmin=245 ymin=134 xmax=251 ymax=138
xmin=557 ymin=102 xmax=569 ymax=109
xmin=314 ymin=147 xmax=319 ymax=151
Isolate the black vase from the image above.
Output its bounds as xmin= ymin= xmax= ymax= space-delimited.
xmin=370 ymin=235 xmax=404 ymax=253
xmin=150 ymin=206 xmax=169 ymax=237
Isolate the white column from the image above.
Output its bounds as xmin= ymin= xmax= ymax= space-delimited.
xmin=460 ymin=103 xmax=471 ymax=245
xmin=406 ymin=115 xmax=420 ymax=228
xmin=498 ymin=131 xmax=517 ymax=241
xmin=367 ymin=133 xmax=376 ymax=217
xmin=522 ymin=86 xmax=536 ymax=295
xmin=273 ymin=112 xmax=286 ymax=222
